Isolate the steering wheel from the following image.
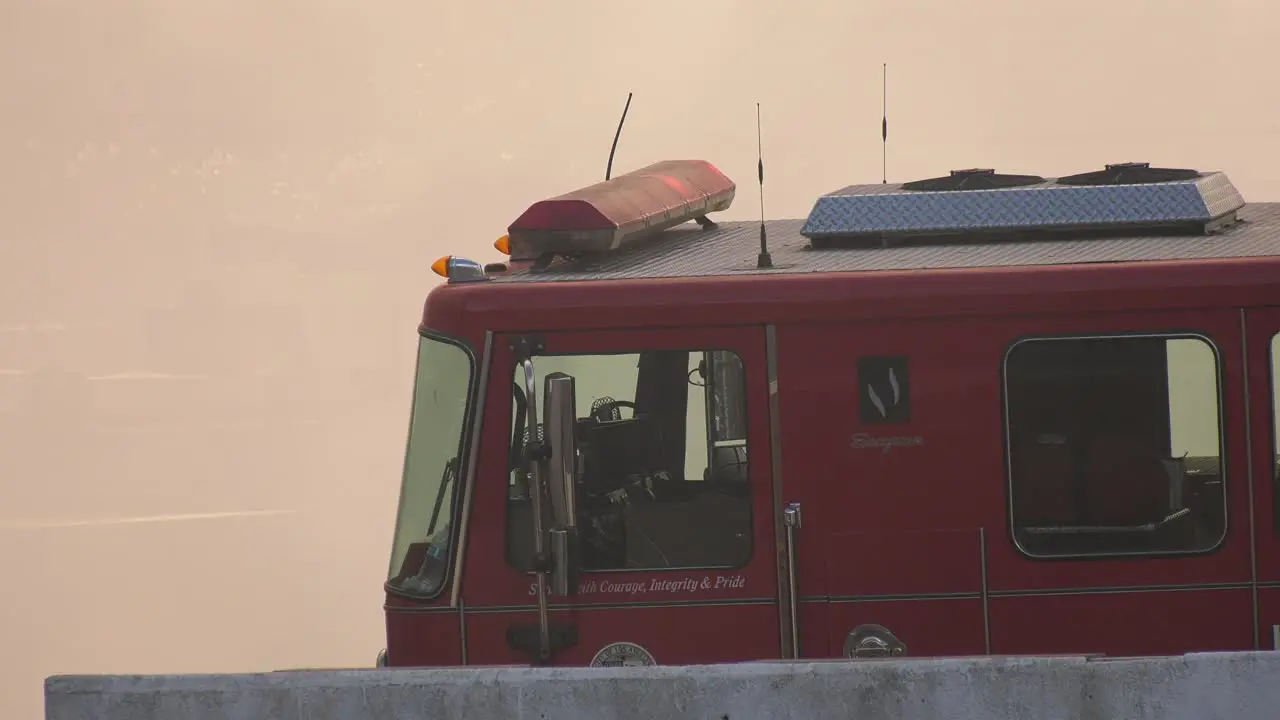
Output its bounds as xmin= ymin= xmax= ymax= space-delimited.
xmin=590 ymin=397 xmax=636 ymax=422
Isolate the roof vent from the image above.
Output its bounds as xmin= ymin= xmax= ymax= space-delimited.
xmin=801 ymin=164 xmax=1245 ymax=248
xmin=1056 ymin=162 xmax=1202 ymax=186
xmin=901 ymin=168 xmax=1047 ymax=192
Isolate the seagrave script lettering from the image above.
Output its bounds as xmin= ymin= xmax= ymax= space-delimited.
xmin=850 ymin=433 xmax=924 ymax=454
xmin=528 ymin=573 xmax=747 ymax=596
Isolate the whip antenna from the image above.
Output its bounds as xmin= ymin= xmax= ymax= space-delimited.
xmin=756 ymin=102 xmax=773 ymax=269
xmin=882 ymin=63 xmax=888 ymax=184
xmin=605 ymin=92 xmax=633 ymax=181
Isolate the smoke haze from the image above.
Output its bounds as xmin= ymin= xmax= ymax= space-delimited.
xmin=2 ymin=1 xmax=1278 ymax=717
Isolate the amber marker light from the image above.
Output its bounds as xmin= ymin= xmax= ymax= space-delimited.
xmin=430 ymin=255 xmax=490 ymax=284
xmin=430 ymin=255 xmax=452 ymax=278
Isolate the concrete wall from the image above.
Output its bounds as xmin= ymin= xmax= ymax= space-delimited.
xmin=45 ymin=651 xmax=1280 ymax=720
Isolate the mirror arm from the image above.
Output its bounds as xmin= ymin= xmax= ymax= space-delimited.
xmin=516 ymin=352 xmax=553 ymax=662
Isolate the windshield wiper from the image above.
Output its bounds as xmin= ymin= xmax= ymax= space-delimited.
xmin=427 ymin=456 xmax=459 ymax=537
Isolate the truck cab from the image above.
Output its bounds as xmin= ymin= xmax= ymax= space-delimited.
xmin=380 ymin=159 xmax=1280 ymax=668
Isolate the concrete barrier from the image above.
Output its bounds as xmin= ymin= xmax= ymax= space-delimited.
xmin=46 ymin=652 xmax=1280 ymax=720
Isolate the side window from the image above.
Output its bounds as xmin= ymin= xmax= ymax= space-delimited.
xmin=1005 ymin=334 xmax=1225 ymax=558
xmin=506 ymin=349 xmax=752 ymax=572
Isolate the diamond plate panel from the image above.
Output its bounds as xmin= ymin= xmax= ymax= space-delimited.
xmin=1197 ymin=172 xmax=1248 ymax=220
xmin=800 ymin=172 xmax=1245 ymax=238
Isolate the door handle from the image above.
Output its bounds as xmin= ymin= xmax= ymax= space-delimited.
xmin=783 ymin=502 xmax=802 ymax=658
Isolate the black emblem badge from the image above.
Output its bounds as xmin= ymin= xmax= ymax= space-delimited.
xmin=858 ymin=356 xmax=910 ymax=424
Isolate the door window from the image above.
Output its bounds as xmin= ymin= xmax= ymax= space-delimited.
xmin=1004 ymin=334 xmax=1226 ymax=558
xmin=505 ymin=349 xmax=753 ymax=571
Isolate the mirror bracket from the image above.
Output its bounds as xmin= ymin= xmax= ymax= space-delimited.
xmin=506 ymin=622 xmax=578 ymax=659
xmin=531 ymin=551 xmax=551 ymax=574
xmin=510 ymin=335 xmax=546 ymax=365
xmin=522 ymin=441 xmax=552 ymax=464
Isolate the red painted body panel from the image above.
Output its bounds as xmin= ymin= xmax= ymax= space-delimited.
xmin=382 ymin=255 xmax=1280 ymax=667
xmin=1260 ymin=589 xmax=1280 ymax=649
xmin=384 ymin=611 xmax=461 ymax=667
xmin=825 ymin=530 xmax=984 ymax=598
xmin=797 ymin=602 xmax=832 ymax=658
xmin=989 ymin=589 xmax=1256 ymax=656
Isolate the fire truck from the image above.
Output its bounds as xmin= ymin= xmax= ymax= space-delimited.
xmin=378 ymin=157 xmax=1280 ymax=669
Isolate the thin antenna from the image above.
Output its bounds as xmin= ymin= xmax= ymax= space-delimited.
xmin=881 ymin=63 xmax=888 ymax=184
xmin=756 ymin=102 xmax=773 ymax=269
xmin=605 ymin=92 xmax=633 ymax=181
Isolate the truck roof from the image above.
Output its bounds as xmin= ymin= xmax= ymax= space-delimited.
xmin=493 ymin=202 xmax=1280 ymax=284
xmin=424 ymin=161 xmax=1280 ymax=333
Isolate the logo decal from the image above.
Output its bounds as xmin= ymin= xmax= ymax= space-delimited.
xmin=589 ymin=641 xmax=657 ymax=668
xmin=858 ymin=355 xmax=911 ymax=424
xmin=849 ymin=433 xmax=924 ymax=454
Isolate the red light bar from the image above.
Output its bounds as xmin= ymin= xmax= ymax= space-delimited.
xmin=506 ymin=159 xmax=736 ymax=260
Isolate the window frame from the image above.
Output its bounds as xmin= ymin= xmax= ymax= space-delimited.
xmin=1001 ymin=330 xmax=1229 ymax=562
xmin=383 ymin=328 xmax=480 ymax=602
xmin=1270 ymin=332 xmax=1280 ymax=540
xmin=502 ymin=346 xmax=756 ymax=574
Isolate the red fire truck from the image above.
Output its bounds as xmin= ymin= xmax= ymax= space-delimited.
xmin=378 ymin=157 xmax=1280 ymax=669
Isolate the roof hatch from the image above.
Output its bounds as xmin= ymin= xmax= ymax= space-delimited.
xmin=901 ymin=168 xmax=1046 ymax=192
xmin=801 ymin=163 xmax=1246 ymax=248
xmin=506 ymin=159 xmax=735 ymax=262
xmin=1056 ymin=162 xmax=1202 ymax=186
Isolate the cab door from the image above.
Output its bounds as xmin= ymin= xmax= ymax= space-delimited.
xmin=458 ymin=324 xmax=782 ymax=666
xmin=776 ymin=309 xmax=1254 ymax=660
xmin=776 ymin=318 xmax=997 ymax=660
xmin=1246 ymin=307 xmax=1280 ymax=650
xmin=987 ymin=308 xmax=1253 ymax=656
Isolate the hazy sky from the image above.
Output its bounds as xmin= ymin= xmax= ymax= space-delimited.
xmin=2 ymin=1 xmax=1278 ymax=718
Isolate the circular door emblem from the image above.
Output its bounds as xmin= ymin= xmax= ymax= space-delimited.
xmin=589 ymin=642 xmax=656 ymax=668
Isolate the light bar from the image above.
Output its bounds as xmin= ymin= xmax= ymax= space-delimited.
xmin=506 ymin=159 xmax=736 ymax=261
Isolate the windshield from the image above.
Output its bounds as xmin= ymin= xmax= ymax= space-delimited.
xmin=385 ymin=333 xmax=475 ymax=598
